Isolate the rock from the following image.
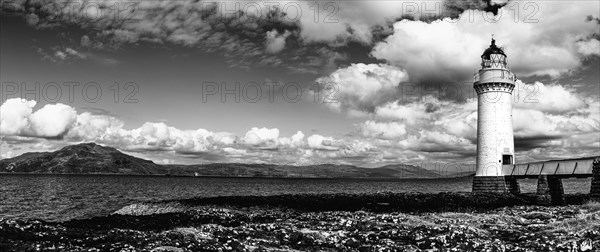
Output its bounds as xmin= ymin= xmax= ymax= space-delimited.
xmin=173 ymin=227 xmax=214 ymax=241
xmin=227 ymin=239 xmax=245 ymax=250
xmin=343 ymin=237 xmax=360 ymax=248
xmin=521 ymin=211 xmax=553 ymax=220
xmin=2 ymin=195 xmax=598 ymax=252
xmin=114 ymin=203 xmax=185 ymax=216
xmin=289 ymin=231 xmax=303 ymax=244
xmin=151 ymin=246 xmax=184 ymax=252
xmin=401 ymin=244 xmax=420 ymax=252
xmin=580 ymin=238 xmax=593 ymax=251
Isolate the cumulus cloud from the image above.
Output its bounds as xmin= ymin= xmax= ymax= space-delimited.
xmin=242 ymin=127 xmax=280 ymax=147
xmin=313 ymin=63 xmax=409 ymax=115
xmin=513 ymin=96 xmax=598 ymax=145
xmin=0 ymin=98 xmax=223 ymax=154
xmin=2 ymin=0 xmax=599 ymax=165
xmin=372 ymin=2 xmax=600 ymax=82
xmin=2 ymin=81 xmax=597 ymax=165
xmin=66 ymin=112 xmax=124 ymax=141
xmin=28 ymin=103 xmax=77 ymax=138
xmin=362 ymin=96 xmax=477 ymax=156
xmin=298 ymin=1 xmax=599 ymax=163
xmin=0 ymin=98 xmax=36 ymax=136
xmin=0 ymin=98 xmax=76 ymax=138
xmin=307 ymin=134 xmax=340 ymax=150
xmin=513 ymin=81 xmax=586 ymax=114
xmin=279 ymin=131 xmax=305 ymax=147
xmin=326 ymin=75 xmax=597 ymax=163
xmin=0 ymin=98 xmax=381 ymax=164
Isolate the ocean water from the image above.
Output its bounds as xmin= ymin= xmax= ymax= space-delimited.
xmin=0 ymin=174 xmax=591 ymax=222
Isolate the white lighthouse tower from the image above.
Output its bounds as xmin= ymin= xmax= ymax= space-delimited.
xmin=472 ymin=38 xmax=518 ymax=193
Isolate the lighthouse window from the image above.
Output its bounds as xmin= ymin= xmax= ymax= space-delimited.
xmin=502 ymin=155 xmax=513 ymax=165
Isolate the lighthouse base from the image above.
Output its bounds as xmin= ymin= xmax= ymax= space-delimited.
xmin=472 ymin=176 xmax=520 ymax=194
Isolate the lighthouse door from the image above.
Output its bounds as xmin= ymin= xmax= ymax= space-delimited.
xmin=502 ymin=155 xmax=513 ymax=165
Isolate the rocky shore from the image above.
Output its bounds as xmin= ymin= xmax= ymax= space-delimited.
xmin=1 ymin=192 xmax=598 ymax=251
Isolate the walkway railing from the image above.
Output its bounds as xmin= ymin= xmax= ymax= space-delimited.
xmin=504 ymin=156 xmax=599 ymax=178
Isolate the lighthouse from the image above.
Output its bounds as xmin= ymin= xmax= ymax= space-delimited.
xmin=472 ymin=38 xmax=518 ymax=193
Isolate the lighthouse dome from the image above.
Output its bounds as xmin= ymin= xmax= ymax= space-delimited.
xmin=481 ymin=38 xmax=506 ymax=59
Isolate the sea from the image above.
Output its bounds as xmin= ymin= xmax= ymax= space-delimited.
xmin=0 ymin=174 xmax=592 ymax=222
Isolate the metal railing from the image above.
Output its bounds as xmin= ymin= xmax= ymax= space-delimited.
xmin=473 ymin=71 xmax=516 ymax=84
xmin=506 ymin=156 xmax=599 ymax=177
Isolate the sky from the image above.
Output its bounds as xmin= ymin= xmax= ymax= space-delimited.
xmin=0 ymin=0 xmax=599 ymax=168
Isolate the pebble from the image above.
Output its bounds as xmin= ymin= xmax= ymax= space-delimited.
xmin=1 ymin=195 xmax=598 ymax=251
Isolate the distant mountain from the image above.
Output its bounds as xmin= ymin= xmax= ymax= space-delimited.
xmin=0 ymin=143 xmax=165 ymax=174
xmin=0 ymin=143 xmax=468 ymax=178
xmin=168 ymin=163 xmax=444 ymax=178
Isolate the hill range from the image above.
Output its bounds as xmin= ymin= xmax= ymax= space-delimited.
xmin=0 ymin=143 xmax=472 ymax=178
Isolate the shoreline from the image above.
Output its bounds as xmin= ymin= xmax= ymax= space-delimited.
xmin=0 ymin=172 xmax=473 ymax=180
xmin=1 ymin=192 xmax=599 ymax=251
xmin=168 ymin=191 xmax=593 ymax=212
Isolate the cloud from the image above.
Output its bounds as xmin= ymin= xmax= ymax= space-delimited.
xmin=576 ymin=39 xmax=600 ymax=57
xmin=265 ymin=29 xmax=291 ymax=53
xmin=513 ymin=81 xmax=586 ymax=114
xmin=2 ymin=78 xmax=597 ymax=166
xmin=66 ymin=112 xmax=124 ymax=141
xmin=365 ymin=96 xmax=477 ymax=156
xmin=586 ymin=15 xmax=600 ymax=24
xmin=0 ymin=98 xmax=36 ymax=136
xmin=1 ymin=98 xmax=381 ymax=164
xmin=279 ymin=131 xmax=305 ymax=147
xmin=25 ymin=13 xmax=39 ymax=25
xmin=358 ymin=120 xmax=407 ymax=140
xmin=0 ymin=98 xmax=76 ymax=138
xmin=313 ymin=63 xmax=409 ymax=115
xmin=28 ymin=103 xmax=77 ymax=138
xmin=375 ymin=101 xmax=439 ymax=125
xmin=309 ymin=70 xmax=597 ymax=163
xmin=295 ymin=0 xmax=499 ymax=44
xmin=371 ymin=2 xmax=600 ymax=83
xmin=38 ymin=47 xmax=87 ymax=63
xmin=4 ymin=0 xmax=512 ymax=73
xmin=513 ymin=99 xmax=598 ymax=141
xmin=242 ymin=127 xmax=280 ymax=147
xmin=398 ymin=130 xmax=473 ymax=153
xmin=307 ymin=134 xmax=340 ymax=150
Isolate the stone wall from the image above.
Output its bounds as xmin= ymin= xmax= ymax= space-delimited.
xmin=472 ymin=176 xmax=521 ymax=194
xmin=473 ymin=176 xmax=510 ymax=193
